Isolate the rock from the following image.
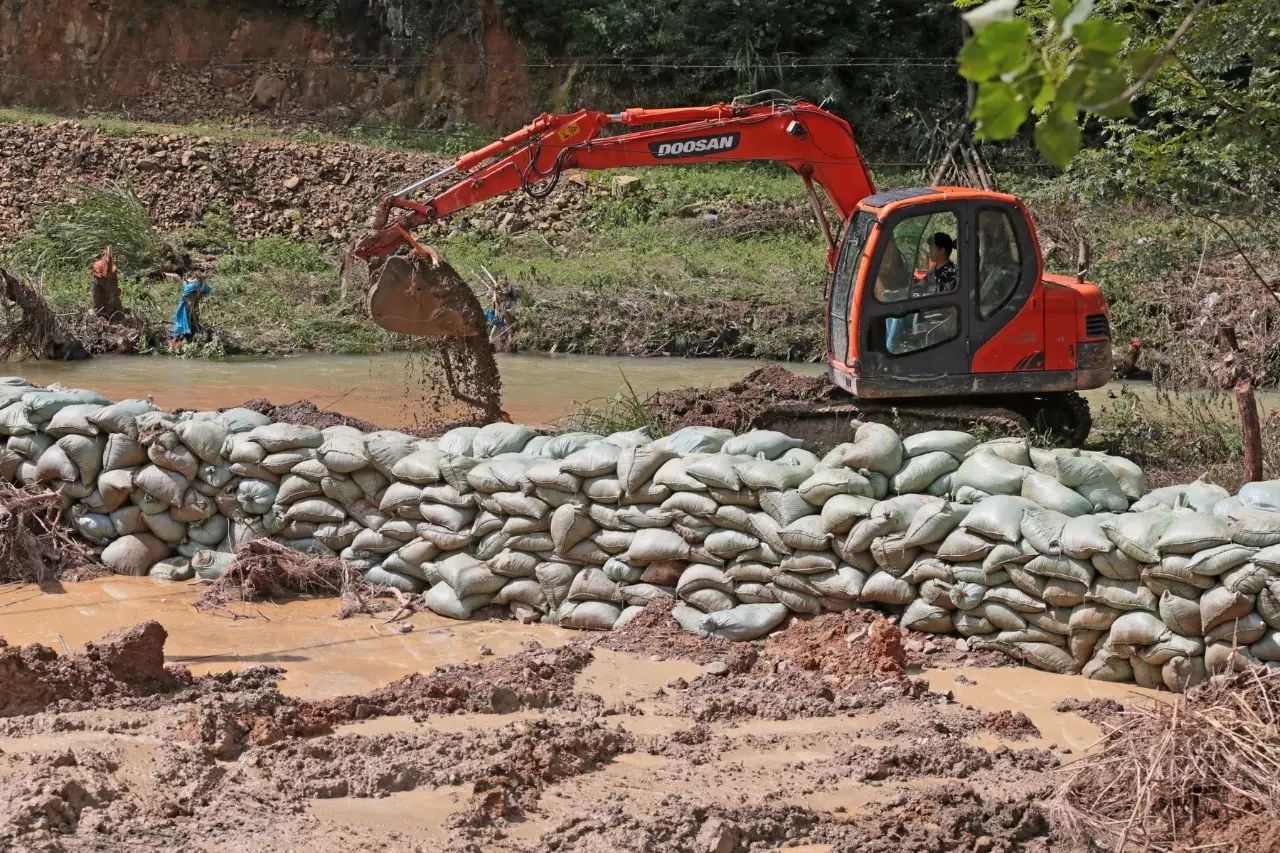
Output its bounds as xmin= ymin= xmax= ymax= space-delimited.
xmin=250 ymin=74 xmax=287 ymax=109
xmin=703 ymin=661 xmax=729 ymax=677
xmin=973 ymin=835 xmax=996 ymax=853
xmin=695 ymin=817 xmax=737 ymax=853
xmin=955 ymin=638 xmax=970 ymax=652
xmin=282 ymin=175 xmax=301 ymax=190
xmin=612 ymin=174 xmax=643 ymax=197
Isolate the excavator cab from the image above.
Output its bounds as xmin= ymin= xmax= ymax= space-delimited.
xmin=822 ymin=187 xmax=1110 ymax=442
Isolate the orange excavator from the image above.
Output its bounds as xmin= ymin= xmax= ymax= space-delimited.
xmin=352 ymin=93 xmax=1110 ymax=445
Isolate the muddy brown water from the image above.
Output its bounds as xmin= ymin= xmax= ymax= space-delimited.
xmin=0 ymin=577 xmax=1157 ymax=740
xmin=14 ymin=352 xmax=1263 ymax=431
xmin=0 ymin=578 xmax=1168 ymax=849
xmin=15 ymin=353 xmax=818 ymax=428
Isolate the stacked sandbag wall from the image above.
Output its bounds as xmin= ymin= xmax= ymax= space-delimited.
xmin=5 ymin=377 xmax=1280 ymax=692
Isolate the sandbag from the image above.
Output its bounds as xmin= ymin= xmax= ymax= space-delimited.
xmin=656 ymin=426 xmax=734 ymax=455
xmin=721 ymin=430 xmax=805 ymax=459
xmin=962 ymin=496 xmax=1033 ymax=543
xmin=1100 ymin=511 xmax=1172 ymax=563
xmin=891 ymin=451 xmax=959 ymax=495
xmin=1227 ymin=506 xmax=1280 ymax=547
xmin=149 ymin=556 xmax=194 ymax=582
xmin=1021 ymin=472 xmax=1094 ymax=516
xmin=842 ymin=422 xmax=903 ymax=476
xmin=45 ymin=403 xmax=103 ymax=438
xmin=951 ymin=453 xmax=1029 ymax=497
xmin=902 ymin=430 xmax=977 ymax=459
xmin=1157 ymin=513 xmax=1231 ymax=554
xmin=701 ymin=603 xmax=789 ymax=641
xmin=1056 ymin=455 xmax=1129 ymax=512
xmin=102 ymin=533 xmax=172 ymax=576
xmin=422 ymin=582 xmax=491 ymax=619
xmin=1199 ymin=586 xmax=1255 ymax=633
xmin=245 ymin=422 xmax=324 ymax=452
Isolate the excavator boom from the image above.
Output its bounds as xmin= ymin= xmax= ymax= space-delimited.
xmin=353 ymin=98 xmax=877 ymax=337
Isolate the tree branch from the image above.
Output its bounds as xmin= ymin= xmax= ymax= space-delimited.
xmin=1185 ymin=209 xmax=1280 ymax=311
xmin=1083 ymin=0 xmax=1212 ymax=114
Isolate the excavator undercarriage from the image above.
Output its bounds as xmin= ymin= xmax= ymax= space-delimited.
xmin=753 ymin=390 xmax=1092 ymax=453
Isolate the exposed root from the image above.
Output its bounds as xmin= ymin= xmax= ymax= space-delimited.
xmin=194 ymin=538 xmax=389 ymax=618
xmin=0 ymin=481 xmax=105 ymax=583
xmin=1052 ymin=665 xmax=1280 ymax=852
xmin=0 ymin=268 xmax=149 ymax=360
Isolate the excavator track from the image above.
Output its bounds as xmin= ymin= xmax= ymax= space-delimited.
xmin=752 ymin=391 xmax=1091 ymax=454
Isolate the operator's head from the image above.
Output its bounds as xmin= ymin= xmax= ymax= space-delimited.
xmin=929 ymin=232 xmax=955 ymax=265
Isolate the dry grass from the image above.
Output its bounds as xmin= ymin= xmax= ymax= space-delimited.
xmin=0 ymin=481 xmax=104 ymax=583
xmin=195 ymin=537 xmax=394 ymax=619
xmin=1052 ymin=666 xmax=1280 ymax=851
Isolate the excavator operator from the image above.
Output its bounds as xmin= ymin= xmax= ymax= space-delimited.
xmin=926 ymin=232 xmax=957 ymax=294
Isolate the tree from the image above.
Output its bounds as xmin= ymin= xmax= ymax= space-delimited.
xmin=955 ymin=0 xmax=1213 ymax=167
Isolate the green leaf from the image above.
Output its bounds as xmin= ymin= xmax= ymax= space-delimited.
xmin=1074 ymin=17 xmax=1128 ymax=53
xmin=1126 ymin=45 xmax=1159 ymax=76
xmin=972 ymin=80 xmax=1029 ymax=140
xmin=1060 ymin=0 xmax=1095 ymax=39
xmin=1030 ymin=72 xmax=1056 ymax=112
xmin=1050 ymin=0 xmax=1071 ymax=26
xmin=957 ymin=34 xmax=998 ymax=80
xmin=959 ymin=19 xmax=1032 ymax=80
xmin=1035 ymin=103 xmax=1082 ymax=166
xmin=1084 ymin=68 xmax=1136 ymax=116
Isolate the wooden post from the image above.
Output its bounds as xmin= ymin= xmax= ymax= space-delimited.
xmin=1217 ymin=324 xmax=1264 ymax=483
xmin=1236 ymin=380 xmax=1264 ymax=483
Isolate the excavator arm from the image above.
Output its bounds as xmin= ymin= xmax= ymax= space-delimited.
xmin=354 ymin=98 xmax=876 ymax=271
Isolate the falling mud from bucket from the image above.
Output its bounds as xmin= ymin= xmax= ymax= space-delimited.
xmin=363 ymin=254 xmax=504 ymax=429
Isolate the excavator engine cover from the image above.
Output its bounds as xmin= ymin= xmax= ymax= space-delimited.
xmin=365 ymin=254 xmax=484 ymax=340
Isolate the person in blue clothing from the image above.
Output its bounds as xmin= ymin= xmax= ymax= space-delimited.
xmin=172 ymin=274 xmax=212 ymax=343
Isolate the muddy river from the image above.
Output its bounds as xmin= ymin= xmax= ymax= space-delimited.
xmin=15 ymin=353 xmax=818 ymax=427
xmin=14 ymin=352 xmax=1267 ymax=430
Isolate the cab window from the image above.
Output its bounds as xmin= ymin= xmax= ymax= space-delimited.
xmin=874 ymin=210 xmax=959 ymax=304
xmin=977 ymin=209 xmax=1023 ymax=319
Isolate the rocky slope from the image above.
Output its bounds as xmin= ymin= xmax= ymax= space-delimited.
xmin=0 ymin=0 xmax=538 ymax=133
xmin=0 ymin=120 xmax=590 ymax=249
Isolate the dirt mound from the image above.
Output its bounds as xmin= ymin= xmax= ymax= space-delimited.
xmin=0 ymin=622 xmax=190 ymax=717
xmin=236 ymin=397 xmax=385 ymax=432
xmin=323 ymin=641 xmax=596 ymax=721
xmin=594 ymin=600 xmax=736 ymax=664
xmin=648 ymin=363 xmax=836 ymax=432
xmin=848 ymin=740 xmax=1058 ymax=783
xmin=766 ymin=609 xmax=910 ymax=681
xmin=1051 ymin=696 xmax=1125 ymax=725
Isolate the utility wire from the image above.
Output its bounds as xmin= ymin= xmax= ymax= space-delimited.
xmin=0 ymin=57 xmax=958 ymax=69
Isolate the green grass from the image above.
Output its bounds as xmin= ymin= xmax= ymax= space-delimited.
xmin=8 ymin=181 xmax=168 ymax=274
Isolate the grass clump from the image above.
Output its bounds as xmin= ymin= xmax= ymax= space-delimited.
xmin=1090 ymin=385 xmax=1277 ymax=490
xmin=560 ymin=369 xmax=671 ymax=436
xmin=8 ymin=181 xmax=168 ymax=275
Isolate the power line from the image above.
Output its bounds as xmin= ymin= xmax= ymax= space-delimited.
xmin=0 ymin=57 xmax=957 ymax=70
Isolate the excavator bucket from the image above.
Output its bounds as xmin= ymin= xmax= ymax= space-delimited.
xmin=365 ymin=254 xmax=485 ymax=340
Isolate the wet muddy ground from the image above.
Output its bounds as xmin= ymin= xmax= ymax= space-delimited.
xmin=0 ymin=579 xmax=1166 ymax=851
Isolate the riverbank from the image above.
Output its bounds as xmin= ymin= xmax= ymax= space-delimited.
xmin=3 ymin=112 xmax=1277 ymax=372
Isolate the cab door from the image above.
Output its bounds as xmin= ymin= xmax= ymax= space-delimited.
xmin=856 ymin=203 xmax=970 ymax=395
